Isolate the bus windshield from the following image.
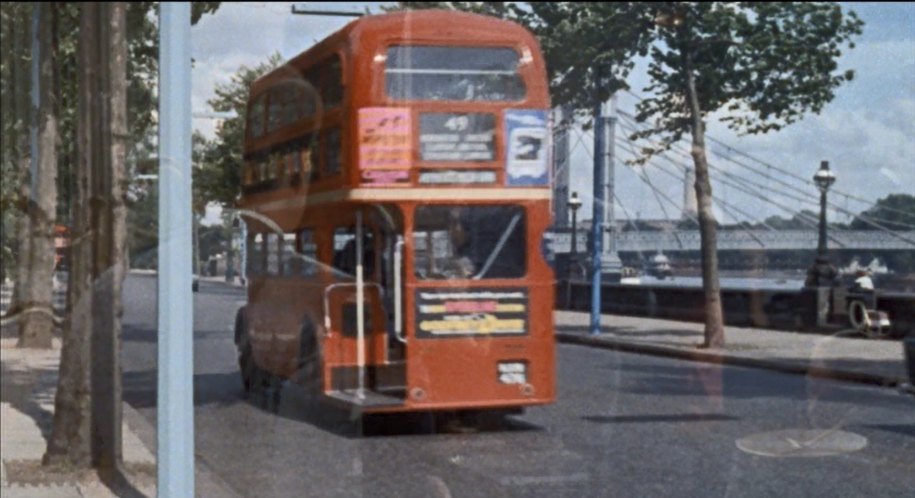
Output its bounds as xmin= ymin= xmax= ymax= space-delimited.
xmin=385 ymin=45 xmax=526 ymax=101
xmin=413 ymin=205 xmax=526 ymax=280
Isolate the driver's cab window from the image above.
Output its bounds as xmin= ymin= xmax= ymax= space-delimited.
xmin=332 ymin=225 xmax=375 ymax=279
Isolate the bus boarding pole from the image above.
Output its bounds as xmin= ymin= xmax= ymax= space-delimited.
xmin=355 ymin=210 xmax=366 ymax=399
xmin=157 ymin=3 xmax=194 ymax=497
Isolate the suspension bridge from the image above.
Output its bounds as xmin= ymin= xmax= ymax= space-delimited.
xmin=548 ymin=91 xmax=915 ymax=261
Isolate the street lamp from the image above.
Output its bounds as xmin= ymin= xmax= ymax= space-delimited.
xmin=566 ymin=192 xmax=583 ymax=307
xmin=803 ymin=160 xmax=838 ymax=329
xmin=569 ymin=192 xmax=582 ymax=274
xmin=805 ymin=160 xmax=837 ymax=287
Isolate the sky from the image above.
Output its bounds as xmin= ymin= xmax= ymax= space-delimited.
xmin=190 ymin=2 xmax=914 ymax=225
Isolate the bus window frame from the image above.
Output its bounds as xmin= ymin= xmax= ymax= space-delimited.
xmin=322 ymin=127 xmax=342 ymax=177
xmin=379 ymin=43 xmax=529 ymax=104
xmin=245 ymin=50 xmax=347 ymax=189
xmin=410 ymin=204 xmax=528 ymax=282
xmin=246 ymin=93 xmax=267 ymax=140
xmin=297 ymin=228 xmax=319 ymax=279
xmin=266 ymin=232 xmax=281 ymax=276
xmin=247 ymin=232 xmax=266 ymax=276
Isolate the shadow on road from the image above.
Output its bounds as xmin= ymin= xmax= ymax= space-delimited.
xmin=122 ymin=367 xmax=544 ymax=440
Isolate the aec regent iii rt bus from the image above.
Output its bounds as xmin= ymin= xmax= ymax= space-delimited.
xmin=234 ymin=10 xmax=555 ymax=420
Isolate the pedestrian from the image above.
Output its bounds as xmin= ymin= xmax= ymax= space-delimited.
xmin=852 ymin=269 xmax=874 ymax=292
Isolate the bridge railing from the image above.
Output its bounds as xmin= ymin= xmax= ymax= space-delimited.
xmin=547 ymin=229 xmax=915 ymax=252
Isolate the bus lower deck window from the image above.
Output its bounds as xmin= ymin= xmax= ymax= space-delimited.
xmin=413 ymin=205 xmax=525 ymax=280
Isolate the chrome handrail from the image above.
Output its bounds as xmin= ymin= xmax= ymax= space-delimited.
xmin=322 ymin=282 xmax=383 ymax=337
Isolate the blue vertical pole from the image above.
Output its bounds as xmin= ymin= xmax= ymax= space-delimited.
xmin=590 ymin=101 xmax=605 ymax=336
xmin=157 ymin=3 xmax=194 ymax=497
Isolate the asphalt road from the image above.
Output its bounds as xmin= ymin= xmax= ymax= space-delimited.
xmin=122 ymin=274 xmax=915 ymax=498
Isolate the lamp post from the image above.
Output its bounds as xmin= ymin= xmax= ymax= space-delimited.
xmin=804 ymin=160 xmax=837 ymax=328
xmin=806 ymin=160 xmax=837 ymax=287
xmin=566 ymin=192 xmax=582 ymax=307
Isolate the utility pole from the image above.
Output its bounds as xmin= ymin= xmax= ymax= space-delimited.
xmin=589 ymin=80 xmax=605 ymax=336
xmin=158 ymin=3 xmax=194 ymax=497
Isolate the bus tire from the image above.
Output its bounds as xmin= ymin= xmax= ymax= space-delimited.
xmin=296 ymin=320 xmax=321 ymax=396
xmin=235 ymin=307 xmax=257 ymax=392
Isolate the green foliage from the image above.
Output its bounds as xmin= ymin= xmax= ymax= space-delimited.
xmin=198 ymin=223 xmax=232 ymax=261
xmin=630 ymin=2 xmax=863 ymax=156
xmin=850 ymin=194 xmax=915 ymax=231
xmin=762 ymin=210 xmax=818 ymax=230
xmin=193 ymin=54 xmax=283 ymax=208
xmin=1 ymin=3 xmax=222 ymax=273
xmin=391 ymin=3 xmax=655 ymax=126
xmin=127 ymin=183 xmax=158 ymax=268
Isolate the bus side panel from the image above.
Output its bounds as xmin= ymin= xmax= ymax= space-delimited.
xmin=403 ymin=282 xmax=555 ymax=409
xmin=320 ymin=286 xmax=389 ymax=392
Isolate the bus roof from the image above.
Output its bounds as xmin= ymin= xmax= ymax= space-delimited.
xmin=250 ymin=10 xmax=541 ymax=95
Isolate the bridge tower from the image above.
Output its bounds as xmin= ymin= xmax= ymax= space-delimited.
xmin=552 ymin=105 xmax=572 ymax=227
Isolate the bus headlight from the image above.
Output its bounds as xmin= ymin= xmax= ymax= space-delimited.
xmin=498 ymin=361 xmax=527 ymax=385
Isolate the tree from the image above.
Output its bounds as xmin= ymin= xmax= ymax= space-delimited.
xmin=0 ymin=2 xmax=32 ymax=299
xmin=850 ymin=194 xmax=915 ymax=232
xmin=42 ymin=2 xmax=221 ymax=471
xmin=393 ymin=3 xmax=654 ymax=126
xmin=44 ymin=1 xmax=126 ymax=470
xmin=17 ymin=2 xmax=58 ymax=349
xmin=2 ymin=2 xmax=220 ymax=330
xmin=630 ymin=2 xmax=862 ymax=347
xmin=193 ymin=54 xmax=283 ymax=208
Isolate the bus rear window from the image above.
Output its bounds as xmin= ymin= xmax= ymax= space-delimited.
xmin=413 ymin=206 xmax=525 ymax=280
xmin=386 ymin=46 xmax=526 ymax=102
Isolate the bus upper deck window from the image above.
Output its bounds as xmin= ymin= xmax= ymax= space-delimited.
xmin=385 ymin=46 xmax=526 ymax=102
xmin=247 ymin=95 xmax=266 ymax=138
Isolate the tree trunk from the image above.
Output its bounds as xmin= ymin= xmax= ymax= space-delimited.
xmin=684 ymin=49 xmax=725 ymax=348
xmin=90 ymin=1 xmax=127 ymax=469
xmin=11 ymin=4 xmax=31 ymax=319
xmin=18 ymin=2 xmax=58 ymax=349
xmin=44 ymin=1 xmax=96 ymax=469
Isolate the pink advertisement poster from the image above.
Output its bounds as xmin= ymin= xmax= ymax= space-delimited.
xmin=358 ymin=108 xmax=412 ymax=184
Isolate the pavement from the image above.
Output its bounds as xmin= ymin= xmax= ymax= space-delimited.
xmin=1 ymin=276 xmax=912 ymax=497
xmin=1 ymin=336 xmax=157 ymax=497
xmin=554 ymin=310 xmax=914 ymax=390
xmin=0 ymin=330 xmax=240 ymax=497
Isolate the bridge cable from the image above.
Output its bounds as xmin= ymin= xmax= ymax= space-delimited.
xmin=616 ymin=116 xmax=848 ymax=248
xmin=621 ymin=89 xmax=915 ymax=221
xmin=612 ymin=191 xmax=650 ymax=267
xmin=572 ymin=124 xmax=687 ymax=251
xmin=615 ymin=120 xmax=779 ymax=232
xmin=615 ymin=139 xmax=769 ymax=248
xmin=614 ymin=131 xmax=769 ymax=248
xmin=616 ymin=112 xmax=915 ymax=242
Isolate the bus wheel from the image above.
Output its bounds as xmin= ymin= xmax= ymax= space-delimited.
xmin=295 ymin=321 xmax=321 ymax=397
xmin=238 ymin=340 xmax=256 ymax=393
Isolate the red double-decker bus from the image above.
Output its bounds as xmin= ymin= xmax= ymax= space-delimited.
xmin=235 ymin=10 xmax=555 ymax=419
